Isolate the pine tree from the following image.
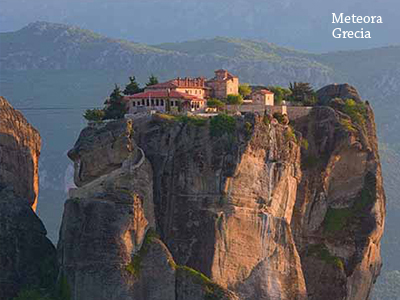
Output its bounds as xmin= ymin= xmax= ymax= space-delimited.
xmin=123 ymin=76 xmax=141 ymax=95
xmin=146 ymin=74 xmax=159 ymax=87
xmin=104 ymin=84 xmax=127 ymax=119
xmin=289 ymin=82 xmax=316 ymax=104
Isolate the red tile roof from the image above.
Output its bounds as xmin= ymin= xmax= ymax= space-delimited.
xmin=254 ymin=89 xmax=274 ymax=95
xmin=146 ymin=77 xmax=207 ymax=90
xmin=124 ymin=90 xmax=203 ymax=101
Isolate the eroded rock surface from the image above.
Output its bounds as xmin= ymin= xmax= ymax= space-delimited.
xmin=317 ymin=83 xmax=362 ymax=105
xmin=0 ymin=96 xmax=41 ymax=209
xmin=60 ymin=87 xmax=385 ymax=300
xmin=0 ymin=97 xmax=57 ymax=300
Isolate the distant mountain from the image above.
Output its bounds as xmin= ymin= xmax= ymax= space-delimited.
xmin=1 ymin=22 xmax=400 ymax=299
xmin=1 ymin=0 xmax=400 ymax=52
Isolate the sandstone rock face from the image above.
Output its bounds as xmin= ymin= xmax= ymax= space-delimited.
xmin=0 ymin=97 xmax=57 ymax=300
xmin=59 ymin=119 xmax=237 ymax=300
xmin=317 ymin=83 xmax=362 ymax=105
xmin=60 ymin=90 xmax=385 ymax=300
xmin=0 ymin=96 xmax=41 ymax=210
xmin=291 ymin=106 xmax=385 ymax=300
xmin=135 ymin=114 xmax=307 ymax=300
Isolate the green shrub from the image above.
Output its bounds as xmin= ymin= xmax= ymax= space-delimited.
xmin=308 ymin=244 xmax=345 ymax=270
xmin=263 ymin=115 xmax=270 ymax=125
xmin=301 ymin=139 xmax=309 ymax=150
xmin=340 ymin=119 xmax=357 ymax=133
xmin=176 ymin=266 xmax=227 ymax=300
xmin=226 ymin=94 xmax=243 ymax=105
xmin=125 ymin=228 xmax=159 ymax=278
xmin=207 ymin=98 xmax=225 ymax=109
xmin=83 ymin=108 xmax=105 ymax=122
xmin=244 ymin=122 xmax=253 ymax=136
xmin=210 ymin=114 xmax=236 ymax=137
xmin=343 ymin=99 xmax=367 ymax=126
xmin=56 ymin=276 xmax=71 ymax=300
xmin=175 ymin=115 xmax=207 ymax=126
xmin=238 ymin=84 xmax=252 ymax=98
xmin=323 ymin=207 xmax=352 ymax=233
xmin=273 ymin=112 xmax=285 ymax=124
xmin=285 ymin=127 xmax=297 ymax=142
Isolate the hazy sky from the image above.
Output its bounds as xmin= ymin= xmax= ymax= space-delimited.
xmin=1 ymin=0 xmax=399 ymax=52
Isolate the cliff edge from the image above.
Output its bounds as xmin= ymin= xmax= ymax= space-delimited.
xmin=0 ymin=97 xmax=57 ymax=300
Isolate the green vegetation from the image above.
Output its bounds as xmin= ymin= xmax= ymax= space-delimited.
xmin=285 ymin=126 xmax=297 ymax=142
xmin=245 ymin=122 xmax=253 ymax=136
xmin=12 ymin=275 xmax=71 ymax=300
xmin=267 ymin=85 xmax=292 ymax=105
xmin=123 ymin=76 xmax=142 ymax=95
xmin=303 ymin=154 xmax=321 ymax=169
xmin=174 ymin=115 xmax=207 ymax=126
xmin=324 ymin=207 xmax=353 ymax=233
xmin=273 ymin=112 xmax=285 ymax=124
xmin=308 ymin=244 xmax=345 ymax=270
xmin=342 ymin=99 xmax=367 ymax=126
xmin=226 ymin=94 xmax=243 ymax=105
xmin=176 ymin=266 xmax=228 ymax=300
xmin=238 ymin=83 xmax=252 ymax=98
xmin=301 ymin=139 xmax=309 ymax=150
xmin=324 ymin=172 xmax=377 ymax=233
xmin=153 ymin=113 xmax=207 ymax=126
xmin=207 ymin=98 xmax=225 ymax=110
xmin=103 ymin=84 xmax=127 ymax=120
xmin=340 ymin=118 xmax=357 ymax=133
xmin=125 ymin=228 xmax=159 ymax=278
xmin=209 ymin=114 xmax=236 ymax=137
xmin=263 ymin=115 xmax=271 ymax=125
xmin=12 ymin=289 xmax=52 ymax=300
xmin=288 ymin=82 xmax=317 ymax=105
xmin=146 ymin=74 xmax=159 ymax=87
xmin=83 ymin=108 xmax=105 ymax=122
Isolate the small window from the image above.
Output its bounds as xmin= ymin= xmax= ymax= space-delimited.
xmin=171 ymin=101 xmax=174 ymax=107
xmin=161 ymin=99 xmax=164 ymax=106
xmin=142 ymin=99 xmax=145 ymax=105
xmin=146 ymin=99 xmax=149 ymax=106
xmin=151 ymin=99 xmax=154 ymax=106
xmin=156 ymin=99 xmax=160 ymax=106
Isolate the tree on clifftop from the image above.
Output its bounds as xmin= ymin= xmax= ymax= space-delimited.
xmin=123 ymin=76 xmax=142 ymax=95
xmin=104 ymin=84 xmax=127 ymax=119
xmin=83 ymin=108 xmax=105 ymax=122
xmin=239 ymin=83 xmax=252 ymax=98
xmin=289 ymin=82 xmax=317 ymax=105
xmin=226 ymin=94 xmax=243 ymax=105
xmin=267 ymin=86 xmax=292 ymax=105
xmin=207 ymin=98 xmax=225 ymax=110
xmin=146 ymin=74 xmax=159 ymax=87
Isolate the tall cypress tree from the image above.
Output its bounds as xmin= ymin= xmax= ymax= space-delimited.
xmin=104 ymin=84 xmax=126 ymax=119
xmin=123 ymin=76 xmax=142 ymax=95
xmin=146 ymin=74 xmax=159 ymax=87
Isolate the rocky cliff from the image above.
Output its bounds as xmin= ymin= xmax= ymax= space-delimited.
xmin=59 ymin=88 xmax=385 ymax=300
xmin=0 ymin=97 xmax=57 ymax=300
